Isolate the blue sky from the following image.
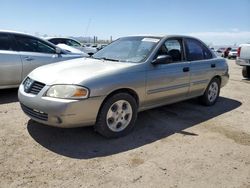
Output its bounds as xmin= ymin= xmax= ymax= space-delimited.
xmin=1 ymin=0 xmax=250 ymax=45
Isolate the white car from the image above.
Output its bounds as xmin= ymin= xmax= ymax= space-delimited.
xmin=215 ymin=48 xmax=225 ymax=57
xmin=56 ymin=44 xmax=88 ymax=56
xmin=46 ymin=37 xmax=97 ymax=55
xmin=0 ymin=30 xmax=84 ymax=89
xmin=228 ymin=48 xmax=238 ymax=59
xmin=236 ymin=44 xmax=250 ymax=78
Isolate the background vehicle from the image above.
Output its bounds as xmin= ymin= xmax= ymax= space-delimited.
xmin=228 ymin=48 xmax=237 ymax=59
xmin=0 ymin=30 xmax=83 ymax=89
xmin=223 ymin=47 xmax=232 ymax=58
xmin=47 ymin=37 xmax=97 ymax=55
xmin=215 ymin=48 xmax=225 ymax=57
xmin=236 ymin=44 xmax=250 ymax=78
xmin=97 ymin=44 xmax=108 ymax=50
xmin=19 ymin=35 xmax=229 ymax=138
xmin=56 ymin=43 xmax=88 ymax=56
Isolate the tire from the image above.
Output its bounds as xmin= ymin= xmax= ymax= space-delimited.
xmin=200 ymin=77 xmax=221 ymax=106
xmin=95 ymin=93 xmax=138 ymax=138
xmin=242 ymin=66 xmax=250 ymax=78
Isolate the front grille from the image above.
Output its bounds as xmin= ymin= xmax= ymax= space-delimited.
xmin=21 ymin=104 xmax=48 ymax=121
xmin=23 ymin=77 xmax=45 ymax=95
xmin=29 ymin=81 xmax=45 ymax=95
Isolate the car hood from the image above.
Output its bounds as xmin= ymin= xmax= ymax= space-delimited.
xmin=28 ymin=58 xmax=140 ymax=85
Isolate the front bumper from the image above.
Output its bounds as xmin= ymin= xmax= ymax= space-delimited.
xmin=18 ymin=84 xmax=105 ymax=128
xmin=228 ymin=54 xmax=237 ymax=58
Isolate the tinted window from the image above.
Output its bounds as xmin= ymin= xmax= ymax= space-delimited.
xmin=66 ymin=39 xmax=81 ymax=47
xmin=185 ymin=38 xmax=212 ymax=61
xmin=0 ymin=34 xmax=12 ymax=51
xmin=49 ymin=38 xmax=62 ymax=45
xmin=15 ymin=35 xmax=55 ymax=54
xmin=157 ymin=39 xmax=183 ymax=62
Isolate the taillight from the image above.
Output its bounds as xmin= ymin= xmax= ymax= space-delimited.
xmin=237 ymin=47 xmax=241 ymax=57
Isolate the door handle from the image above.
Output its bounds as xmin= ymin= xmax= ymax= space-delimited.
xmin=24 ymin=57 xmax=34 ymax=61
xmin=211 ymin=63 xmax=216 ymax=68
xmin=183 ymin=67 xmax=190 ymax=72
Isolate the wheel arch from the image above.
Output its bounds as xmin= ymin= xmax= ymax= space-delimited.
xmin=202 ymin=75 xmax=222 ymax=95
xmin=96 ymin=88 xmax=140 ymax=121
xmin=212 ymin=75 xmax=222 ymax=84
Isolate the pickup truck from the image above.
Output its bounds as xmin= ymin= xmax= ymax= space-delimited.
xmin=236 ymin=44 xmax=250 ymax=78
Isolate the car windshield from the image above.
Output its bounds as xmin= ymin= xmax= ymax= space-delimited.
xmin=92 ymin=37 xmax=160 ymax=63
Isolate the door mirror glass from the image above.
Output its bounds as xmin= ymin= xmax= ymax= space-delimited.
xmin=55 ymin=47 xmax=62 ymax=54
xmin=152 ymin=55 xmax=173 ymax=64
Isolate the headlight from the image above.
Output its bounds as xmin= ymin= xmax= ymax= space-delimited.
xmin=45 ymin=85 xmax=89 ymax=99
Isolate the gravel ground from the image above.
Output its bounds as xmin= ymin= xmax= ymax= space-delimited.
xmin=0 ymin=60 xmax=249 ymax=188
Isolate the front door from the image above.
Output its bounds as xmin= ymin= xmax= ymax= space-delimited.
xmin=146 ymin=38 xmax=190 ymax=107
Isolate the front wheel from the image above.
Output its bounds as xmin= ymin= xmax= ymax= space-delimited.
xmin=200 ymin=78 xmax=221 ymax=106
xmin=95 ymin=93 xmax=138 ymax=138
xmin=242 ymin=66 xmax=250 ymax=78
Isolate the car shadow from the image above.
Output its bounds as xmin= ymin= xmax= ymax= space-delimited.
xmin=27 ymin=97 xmax=241 ymax=159
xmin=242 ymin=78 xmax=250 ymax=82
xmin=0 ymin=89 xmax=18 ymax=104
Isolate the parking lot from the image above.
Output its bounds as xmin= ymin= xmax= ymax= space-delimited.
xmin=0 ymin=59 xmax=249 ymax=188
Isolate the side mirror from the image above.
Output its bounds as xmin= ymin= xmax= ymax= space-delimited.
xmin=55 ymin=47 xmax=62 ymax=54
xmin=152 ymin=55 xmax=173 ymax=64
xmin=88 ymin=52 xmax=94 ymax=56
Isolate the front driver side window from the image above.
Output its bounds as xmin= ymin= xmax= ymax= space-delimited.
xmin=157 ymin=39 xmax=183 ymax=62
xmin=66 ymin=39 xmax=81 ymax=47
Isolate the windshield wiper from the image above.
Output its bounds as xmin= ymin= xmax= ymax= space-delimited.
xmin=97 ymin=57 xmax=120 ymax=62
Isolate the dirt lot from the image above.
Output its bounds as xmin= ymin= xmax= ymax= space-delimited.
xmin=0 ymin=60 xmax=249 ymax=188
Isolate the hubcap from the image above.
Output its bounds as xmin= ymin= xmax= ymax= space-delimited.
xmin=106 ymin=100 xmax=133 ymax=132
xmin=208 ymin=82 xmax=219 ymax=102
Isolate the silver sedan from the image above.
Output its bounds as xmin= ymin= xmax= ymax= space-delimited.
xmin=19 ymin=35 xmax=229 ymax=138
xmin=0 ymin=30 xmax=84 ymax=89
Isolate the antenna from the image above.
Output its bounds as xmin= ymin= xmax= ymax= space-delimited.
xmin=84 ymin=18 xmax=92 ymax=36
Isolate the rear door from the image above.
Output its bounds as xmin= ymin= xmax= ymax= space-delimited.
xmin=14 ymin=34 xmax=64 ymax=79
xmin=0 ymin=33 xmax=22 ymax=87
xmin=184 ymin=38 xmax=215 ymax=97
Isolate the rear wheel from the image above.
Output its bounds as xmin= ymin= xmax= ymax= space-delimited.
xmin=242 ymin=66 xmax=250 ymax=78
xmin=200 ymin=78 xmax=220 ymax=106
xmin=95 ymin=93 xmax=138 ymax=138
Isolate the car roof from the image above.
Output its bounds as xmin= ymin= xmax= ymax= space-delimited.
xmin=0 ymin=30 xmax=32 ymax=36
xmin=45 ymin=37 xmax=78 ymax=41
xmin=121 ymin=34 xmax=202 ymax=40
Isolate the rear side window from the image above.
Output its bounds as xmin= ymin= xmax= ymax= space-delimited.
xmin=0 ymin=33 xmax=12 ymax=51
xmin=15 ymin=35 xmax=55 ymax=54
xmin=185 ymin=38 xmax=212 ymax=61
